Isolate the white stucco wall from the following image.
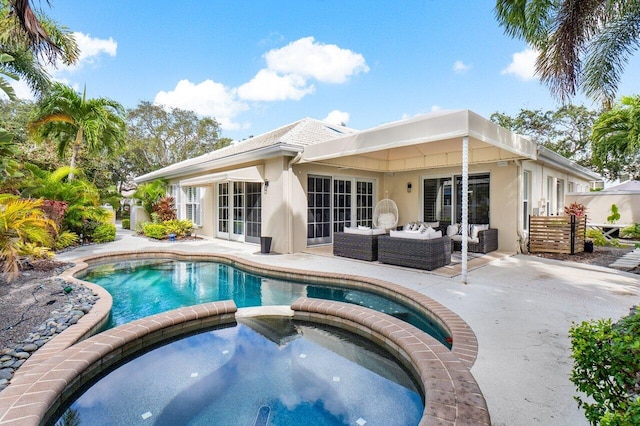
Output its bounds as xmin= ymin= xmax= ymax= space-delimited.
xmin=565 ymin=192 xmax=640 ymax=225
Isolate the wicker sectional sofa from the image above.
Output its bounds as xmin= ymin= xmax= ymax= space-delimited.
xmin=333 ymin=231 xmax=384 ymax=261
xmin=451 ymin=228 xmax=498 ymax=253
xmin=378 ymin=235 xmax=452 ymax=270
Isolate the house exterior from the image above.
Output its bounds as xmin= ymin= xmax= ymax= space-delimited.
xmin=134 ymin=110 xmax=601 ymax=254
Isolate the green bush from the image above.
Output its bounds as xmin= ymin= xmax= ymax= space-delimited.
xmin=92 ymin=223 xmax=116 ymax=243
xmin=143 ymin=223 xmax=167 ymax=239
xmin=121 ymin=219 xmax=130 ymax=230
xmin=570 ymin=312 xmax=640 ymax=425
xmin=620 ymin=223 xmax=640 ymax=239
xmin=163 ymin=219 xmax=193 ymax=237
xmin=136 ymin=221 xmax=149 ymax=235
xmin=586 ymin=229 xmax=621 ymax=247
xmin=54 ymin=230 xmax=79 ymax=250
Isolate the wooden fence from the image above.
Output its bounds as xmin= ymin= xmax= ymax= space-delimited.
xmin=528 ymin=215 xmax=587 ymax=254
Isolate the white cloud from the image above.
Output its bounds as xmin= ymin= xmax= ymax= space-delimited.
xmin=453 ymin=60 xmax=470 ymax=74
xmin=50 ymin=32 xmax=117 ymax=74
xmin=8 ymin=79 xmax=35 ymax=101
xmin=264 ymin=36 xmax=369 ymax=84
xmin=237 ymin=69 xmax=315 ymax=101
xmin=502 ymin=48 xmax=538 ymax=81
xmin=323 ymin=110 xmax=350 ymax=126
xmin=431 ymin=105 xmax=442 ymax=112
xmin=154 ymin=79 xmax=249 ymax=130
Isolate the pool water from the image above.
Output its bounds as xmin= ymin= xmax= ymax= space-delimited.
xmin=80 ymin=259 xmax=451 ymax=346
xmin=54 ymin=317 xmax=424 ymax=426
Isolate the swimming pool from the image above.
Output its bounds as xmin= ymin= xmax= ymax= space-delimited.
xmin=79 ymin=258 xmax=451 ymax=346
xmin=53 ymin=317 xmax=424 ymax=425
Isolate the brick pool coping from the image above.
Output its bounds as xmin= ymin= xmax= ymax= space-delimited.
xmin=0 ymin=250 xmax=485 ymax=425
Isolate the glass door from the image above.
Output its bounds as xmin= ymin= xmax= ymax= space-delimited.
xmin=231 ymin=182 xmax=245 ymax=241
xmin=333 ymin=178 xmax=351 ymax=233
xmin=217 ymin=182 xmax=230 ymax=239
xmin=307 ymin=175 xmax=332 ymax=245
xmin=245 ymin=182 xmax=262 ymax=243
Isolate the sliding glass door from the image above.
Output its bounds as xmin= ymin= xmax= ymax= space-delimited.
xmin=217 ymin=181 xmax=262 ymax=243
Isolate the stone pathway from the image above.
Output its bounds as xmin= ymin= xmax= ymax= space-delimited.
xmin=609 ymin=248 xmax=640 ymax=270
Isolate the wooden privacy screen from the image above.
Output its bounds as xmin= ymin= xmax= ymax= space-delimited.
xmin=528 ymin=215 xmax=587 ymax=254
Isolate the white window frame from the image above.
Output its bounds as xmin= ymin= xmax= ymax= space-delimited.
xmin=184 ymin=186 xmax=201 ymax=226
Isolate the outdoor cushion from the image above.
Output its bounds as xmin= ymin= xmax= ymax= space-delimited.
xmin=378 ymin=212 xmax=397 ymax=230
xmin=451 ymin=234 xmax=480 ymax=243
xmin=344 ymin=227 xmax=386 ymax=236
xmin=471 ymin=224 xmax=489 ymax=239
xmin=446 ymin=224 xmax=459 ymax=237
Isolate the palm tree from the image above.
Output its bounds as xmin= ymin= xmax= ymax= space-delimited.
xmin=591 ymin=95 xmax=640 ymax=180
xmin=495 ymin=0 xmax=640 ymax=107
xmin=28 ymin=83 xmax=126 ymax=180
xmin=0 ymin=1 xmax=79 ymax=95
xmin=0 ymin=194 xmax=54 ymax=281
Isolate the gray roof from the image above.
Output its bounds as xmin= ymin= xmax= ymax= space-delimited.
xmin=135 ymin=118 xmax=357 ymax=183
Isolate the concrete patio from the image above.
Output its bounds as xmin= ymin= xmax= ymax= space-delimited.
xmin=47 ymin=228 xmax=640 ymax=425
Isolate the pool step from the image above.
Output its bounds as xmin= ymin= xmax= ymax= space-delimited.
xmin=254 ymin=405 xmax=270 ymax=426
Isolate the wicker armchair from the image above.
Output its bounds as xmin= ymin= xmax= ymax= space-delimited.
xmin=333 ymin=232 xmax=381 ymax=261
xmin=378 ymin=235 xmax=451 ymax=270
xmin=452 ymin=228 xmax=498 ymax=253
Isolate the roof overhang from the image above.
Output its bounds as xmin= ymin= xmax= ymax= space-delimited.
xmin=300 ymin=110 xmax=537 ymax=171
xmin=179 ymin=165 xmax=264 ymax=186
xmin=537 ymin=146 xmax=602 ymax=182
xmin=134 ymin=144 xmax=302 ymax=184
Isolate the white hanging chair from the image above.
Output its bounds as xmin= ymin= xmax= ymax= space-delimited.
xmin=373 ymin=199 xmax=399 ymax=230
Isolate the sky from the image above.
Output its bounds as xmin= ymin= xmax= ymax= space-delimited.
xmin=12 ymin=0 xmax=640 ymax=141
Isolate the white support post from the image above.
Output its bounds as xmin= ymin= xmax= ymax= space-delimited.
xmin=461 ymin=136 xmax=469 ymax=284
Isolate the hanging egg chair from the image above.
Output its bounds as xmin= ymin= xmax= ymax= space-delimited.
xmin=373 ymin=199 xmax=399 ymax=230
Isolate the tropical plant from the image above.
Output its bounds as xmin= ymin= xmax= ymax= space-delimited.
xmin=586 ymin=229 xmax=620 ymax=247
xmin=20 ymin=165 xmax=110 ymax=234
xmin=620 ymin=224 xmax=640 ymax=239
xmin=564 ymin=202 xmax=587 ymax=217
xmin=0 ymin=52 xmax=17 ymax=99
xmin=133 ymin=180 xmax=166 ymax=215
xmin=162 ymin=219 xmax=193 ymax=238
xmin=28 ymin=83 xmax=126 ymax=180
xmin=0 ymin=0 xmax=79 ymax=95
xmin=152 ymin=196 xmax=176 ymax=222
xmin=54 ymin=229 xmax=78 ymax=250
xmin=495 ymin=0 xmax=640 ymax=106
xmin=591 ymin=95 xmax=640 ymax=180
xmin=17 ymin=241 xmax=52 ymax=260
xmin=570 ymin=311 xmax=640 ymax=424
xmin=607 ymin=204 xmax=621 ymax=224
xmin=0 ymin=194 xmax=54 ymax=280
xmin=0 ymin=127 xmax=21 ymax=185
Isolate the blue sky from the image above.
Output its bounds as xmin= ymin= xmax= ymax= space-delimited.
xmin=14 ymin=0 xmax=640 ymax=141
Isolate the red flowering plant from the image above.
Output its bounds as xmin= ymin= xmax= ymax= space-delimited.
xmin=564 ymin=202 xmax=587 ymax=217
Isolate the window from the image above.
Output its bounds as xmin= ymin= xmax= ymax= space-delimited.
xmin=169 ymin=185 xmax=182 ymax=218
xmin=455 ymin=174 xmax=490 ymax=224
xmin=556 ymin=179 xmax=564 ymax=215
xmin=332 ymin=178 xmax=374 ymax=234
xmin=546 ymin=176 xmax=554 ymax=216
xmin=423 ymin=177 xmax=452 ymax=223
xmin=523 ymin=170 xmax=531 ymax=230
xmin=184 ymin=187 xmax=201 ymax=226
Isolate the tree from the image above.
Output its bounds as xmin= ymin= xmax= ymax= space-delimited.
xmin=28 ymin=83 xmax=126 ymax=180
xmin=495 ymin=0 xmax=640 ymax=106
xmin=591 ymin=95 xmax=640 ymax=180
xmin=0 ymin=0 xmax=79 ymax=95
xmin=491 ymin=105 xmax=599 ymax=167
xmin=125 ymin=101 xmax=232 ymax=177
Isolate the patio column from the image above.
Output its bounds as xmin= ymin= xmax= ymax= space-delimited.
xmin=461 ymin=136 xmax=469 ymax=284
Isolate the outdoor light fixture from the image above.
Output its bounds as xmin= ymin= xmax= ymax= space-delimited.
xmin=407 ymin=182 xmax=412 ymax=193
xmin=264 ymin=180 xmax=269 ymax=193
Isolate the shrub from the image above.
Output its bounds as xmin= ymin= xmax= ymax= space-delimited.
xmin=121 ymin=219 xmax=130 ymax=230
xmin=136 ymin=221 xmax=149 ymax=235
xmin=54 ymin=230 xmax=79 ymax=250
xmin=570 ymin=312 xmax=640 ymax=424
xmin=620 ymin=223 xmax=640 ymax=239
xmin=152 ymin=196 xmax=176 ymax=222
xmin=143 ymin=223 xmax=167 ymax=239
xmin=607 ymin=204 xmax=621 ymax=224
xmin=564 ymin=202 xmax=587 ymax=216
xmin=163 ymin=219 xmax=193 ymax=237
xmin=586 ymin=229 xmax=621 ymax=247
xmin=18 ymin=242 xmax=53 ymax=260
xmin=91 ymin=223 xmax=116 ymax=243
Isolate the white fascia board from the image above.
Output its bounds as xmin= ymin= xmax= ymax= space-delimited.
xmin=134 ymin=144 xmax=303 ymax=184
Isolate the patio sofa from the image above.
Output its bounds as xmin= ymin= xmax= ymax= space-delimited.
xmin=333 ymin=227 xmax=387 ymax=261
xmin=378 ymin=232 xmax=452 ymax=270
xmin=448 ymin=224 xmax=498 ymax=254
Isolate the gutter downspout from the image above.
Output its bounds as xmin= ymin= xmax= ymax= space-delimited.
xmin=286 ymin=152 xmax=303 ymax=254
